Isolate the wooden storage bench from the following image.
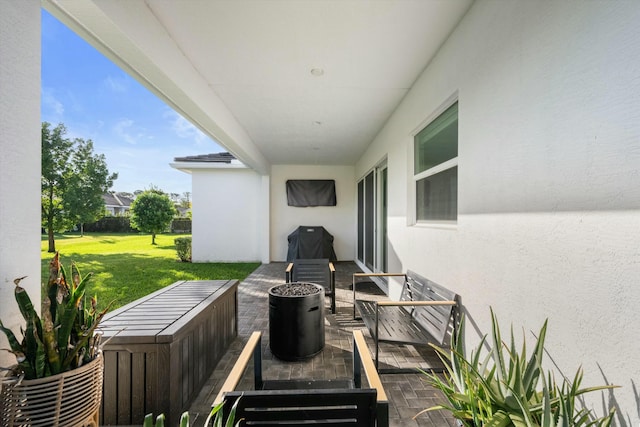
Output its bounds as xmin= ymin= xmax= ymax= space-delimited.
xmin=353 ymin=270 xmax=459 ymax=373
xmin=99 ymin=280 xmax=238 ymax=426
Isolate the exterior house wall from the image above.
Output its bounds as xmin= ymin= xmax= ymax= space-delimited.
xmin=105 ymin=206 xmax=129 ymax=216
xmin=191 ymin=168 xmax=263 ymax=262
xmin=357 ymin=1 xmax=640 ymax=422
xmin=0 ymin=0 xmax=42 ymax=370
xmin=270 ymin=165 xmax=355 ymax=261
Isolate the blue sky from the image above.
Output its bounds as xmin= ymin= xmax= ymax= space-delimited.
xmin=41 ymin=10 xmax=222 ymax=196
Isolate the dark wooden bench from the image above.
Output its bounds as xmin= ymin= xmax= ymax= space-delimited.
xmin=285 ymin=258 xmax=336 ymax=313
xmin=213 ymin=330 xmax=389 ymax=427
xmin=352 ymin=270 xmax=459 ymax=373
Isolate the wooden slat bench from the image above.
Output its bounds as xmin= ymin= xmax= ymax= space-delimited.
xmin=352 ymin=270 xmax=459 ymax=373
xmin=214 ymin=330 xmax=389 ymax=427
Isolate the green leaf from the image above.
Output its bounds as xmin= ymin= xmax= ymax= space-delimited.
xmin=32 ymin=324 xmax=47 ymax=379
xmin=57 ymin=266 xmax=93 ymax=362
xmin=540 ymin=376 xmax=555 ymax=427
xmin=484 ymin=410 xmax=512 ymax=427
xmin=143 ymin=413 xmax=154 ymax=427
xmin=0 ymin=319 xmax=23 ymax=354
xmin=204 ymin=402 xmax=223 ymax=427
xmin=225 ymin=397 xmax=240 ymax=427
xmin=509 ymin=412 xmax=534 ymax=427
xmin=522 ymin=319 xmax=547 ymax=400
xmin=13 ymin=279 xmax=38 ymax=327
xmin=41 ymin=297 xmax=61 ymax=375
xmin=61 ymin=305 xmax=109 ymax=369
xmin=179 ymin=411 xmax=190 ymax=427
xmin=490 ymin=308 xmax=507 ymax=382
xmin=154 ymin=413 xmax=165 ymax=427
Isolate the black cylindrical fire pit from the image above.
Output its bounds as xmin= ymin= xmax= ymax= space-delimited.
xmin=268 ymin=282 xmax=325 ymax=361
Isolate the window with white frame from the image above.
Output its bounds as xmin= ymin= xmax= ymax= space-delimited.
xmin=414 ymin=101 xmax=458 ymax=222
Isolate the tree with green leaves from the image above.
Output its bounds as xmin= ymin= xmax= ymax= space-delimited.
xmin=42 ymin=122 xmax=117 ymax=252
xmin=180 ymin=192 xmax=192 ymax=209
xmin=130 ymin=189 xmax=176 ymax=244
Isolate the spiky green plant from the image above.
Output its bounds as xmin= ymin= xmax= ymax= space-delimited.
xmin=205 ymin=396 xmax=241 ymax=427
xmin=417 ymin=308 xmax=617 ymax=427
xmin=143 ymin=397 xmax=241 ymax=427
xmin=0 ymin=252 xmax=109 ymax=379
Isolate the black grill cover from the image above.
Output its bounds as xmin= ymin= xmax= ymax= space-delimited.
xmin=286 ymin=226 xmax=337 ymax=261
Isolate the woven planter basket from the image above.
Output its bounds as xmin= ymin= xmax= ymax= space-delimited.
xmin=0 ymin=353 xmax=104 ymax=427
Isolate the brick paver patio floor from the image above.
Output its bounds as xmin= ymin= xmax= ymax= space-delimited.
xmin=187 ymin=262 xmax=458 ymax=427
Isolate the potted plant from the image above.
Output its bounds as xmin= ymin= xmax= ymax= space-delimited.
xmin=416 ymin=308 xmax=617 ymax=427
xmin=0 ymin=252 xmax=109 ymax=426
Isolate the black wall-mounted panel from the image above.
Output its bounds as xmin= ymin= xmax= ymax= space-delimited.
xmin=286 ymin=180 xmax=337 ymax=207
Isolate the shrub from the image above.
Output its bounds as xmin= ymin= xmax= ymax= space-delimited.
xmin=84 ymin=216 xmax=134 ymax=232
xmin=174 ymin=237 xmax=192 ymax=262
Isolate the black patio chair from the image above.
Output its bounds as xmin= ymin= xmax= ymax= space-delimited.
xmin=213 ymin=330 xmax=389 ymax=427
xmin=285 ymin=258 xmax=336 ymax=314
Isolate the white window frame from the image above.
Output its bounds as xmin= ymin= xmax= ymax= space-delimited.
xmin=410 ymin=97 xmax=458 ymax=227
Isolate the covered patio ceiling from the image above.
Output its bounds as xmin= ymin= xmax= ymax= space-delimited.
xmin=44 ymin=0 xmax=473 ymax=175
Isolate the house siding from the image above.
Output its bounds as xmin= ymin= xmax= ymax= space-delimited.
xmin=192 ymin=168 xmax=263 ymax=262
xmin=0 ymin=0 xmax=42 ymax=370
xmin=358 ymin=1 xmax=640 ymax=422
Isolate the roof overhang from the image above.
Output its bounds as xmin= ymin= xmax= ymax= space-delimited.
xmin=44 ymin=0 xmax=473 ymax=175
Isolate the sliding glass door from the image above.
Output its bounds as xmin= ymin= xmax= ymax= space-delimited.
xmin=357 ymin=161 xmax=387 ymax=272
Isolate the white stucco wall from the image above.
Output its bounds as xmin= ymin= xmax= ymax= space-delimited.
xmin=358 ymin=1 xmax=640 ymax=423
xmin=191 ymin=168 xmax=264 ymax=262
xmin=0 ymin=1 xmax=42 ymax=370
xmin=270 ymin=165 xmax=355 ymax=261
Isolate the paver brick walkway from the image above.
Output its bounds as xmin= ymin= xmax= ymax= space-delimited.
xmin=187 ymin=262 xmax=458 ymax=427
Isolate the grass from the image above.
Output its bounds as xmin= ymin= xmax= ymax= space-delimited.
xmin=41 ymin=233 xmax=260 ymax=311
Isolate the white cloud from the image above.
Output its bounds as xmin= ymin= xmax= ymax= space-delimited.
xmin=164 ymin=110 xmax=208 ymax=146
xmin=103 ymin=75 xmax=128 ymax=93
xmin=42 ymin=87 xmax=64 ymax=118
xmin=113 ymin=118 xmax=139 ymax=145
xmin=103 ymin=144 xmax=192 ymax=194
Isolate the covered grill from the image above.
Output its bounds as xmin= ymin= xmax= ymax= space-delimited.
xmin=286 ymin=226 xmax=337 ymax=261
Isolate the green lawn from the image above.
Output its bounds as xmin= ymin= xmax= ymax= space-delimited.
xmin=41 ymin=233 xmax=260 ymax=311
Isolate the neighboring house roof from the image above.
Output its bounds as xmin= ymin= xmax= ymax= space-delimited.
xmin=175 ymin=207 xmax=191 ymax=217
xmin=171 ymin=152 xmax=247 ymax=172
xmin=173 ymin=152 xmax=236 ymax=163
xmin=103 ymin=192 xmax=134 ymax=209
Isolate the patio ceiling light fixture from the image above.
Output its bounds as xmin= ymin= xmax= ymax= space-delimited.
xmin=310 ymin=68 xmax=324 ymax=76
